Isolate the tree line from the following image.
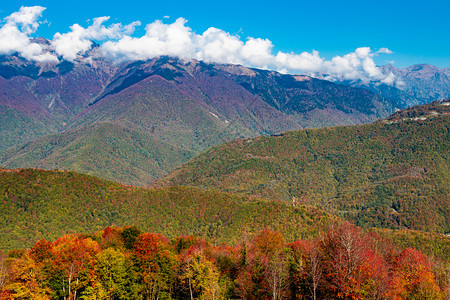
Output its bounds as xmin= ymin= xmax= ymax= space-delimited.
xmin=0 ymin=222 xmax=447 ymax=299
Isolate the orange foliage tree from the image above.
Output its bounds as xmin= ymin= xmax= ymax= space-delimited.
xmin=51 ymin=235 xmax=101 ymax=300
xmin=390 ymin=248 xmax=442 ymax=299
xmin=132 ymin=232 xmax=177 ymax=300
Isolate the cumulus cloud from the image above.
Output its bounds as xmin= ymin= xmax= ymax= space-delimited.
xmin=318 ymin=47 xmax=393 ymax=83
xmin=275 ymin=50 xmax=324 ymax=73
xmin=195 ymin=27 xmax=244 ymax=64
xmin=0 ymin=6 xmax=58 ymax=62
xmin=52 ymin=16 xmax=140 ymax=61
xmin=241 ymin=38 xmax=274 ymax=67
xmin=101 ymin=18 xmax=198 ymax=61
xmin=99 ymin=18 xmax=395 ymax=84
xmin=0 ymin=7 xmax=397 ymax=84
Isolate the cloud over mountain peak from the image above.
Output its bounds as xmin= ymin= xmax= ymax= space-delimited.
xmin=0 ymin=6 xmax=397 ymax=84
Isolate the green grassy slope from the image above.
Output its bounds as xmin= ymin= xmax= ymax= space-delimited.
xmin=0 ymin=168 xmax=334 ymax=251
xmin=158 ymin=112 xmax=450 ymax=233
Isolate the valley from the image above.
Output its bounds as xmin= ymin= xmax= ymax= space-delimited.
xmin=0 ymin=3 xmax=449 ymax=298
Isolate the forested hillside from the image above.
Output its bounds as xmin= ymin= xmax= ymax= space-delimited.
xmin=0 ymin=122 xmax=195 ymax=186
xmin=0 ymin=168 xmax=333 ymax=251
xmin=159 ymin=104 xmax=450 ymax=233
xmin=0 ymin=55 xmax=394 ymax=186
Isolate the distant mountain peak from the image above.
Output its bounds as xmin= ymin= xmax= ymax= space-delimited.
xmin=406 ymin=63 xmax=441 ymax=76
xmin=215 ymin=63 xmax=259 ymax=77
xmin=31 ymin=37 xmax=52 ymax=46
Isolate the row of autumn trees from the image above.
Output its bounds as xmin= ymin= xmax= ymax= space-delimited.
xmin=0 ymin=222 xmax=448 ymax=300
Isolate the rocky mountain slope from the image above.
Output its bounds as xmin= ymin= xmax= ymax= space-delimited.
xmin=332 ymin=64 xmax=450 ymax=108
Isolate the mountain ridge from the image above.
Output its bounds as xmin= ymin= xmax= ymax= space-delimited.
xmin=326 ymin=63 xmax=450 ymax=108
xmin=0 ymin=54 xmax=398 ymax=185
xmin=0 ymin=167 xmax=334 ymax=251
xmin=157 ymin=102 xmax=450 ymax=233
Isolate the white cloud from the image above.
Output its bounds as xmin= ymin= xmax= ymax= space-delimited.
xmin=195 ymin=27 xmax=244 ymax=64
xmin=0 ymin=6 xmax=58 ymax=62
xmin=0 ymin=7 xmax=396 ymax=84
xmin=377 ymin=48 xmax=393 ymax=55
xmin=241 ymin=38 xmax=274 ymax=68
xmin=275 ymin=50 xmax=324 ymax=73
xmin=101 ymin=18 xmax=196 ymax=61
xmin=52 ymin=16 xmax=140 ymax=61
xmin=316 ymin=47 xmax=396 ymax=83
xmin=99 ymin=18 xmax=395 ymax=84
xmin=381 ymin=72 xmax=396 ymax=85
xmin=5 ymin=6 xmax=43 ymax=34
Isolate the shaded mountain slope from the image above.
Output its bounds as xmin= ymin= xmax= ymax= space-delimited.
xmin=69 ymin=69 xmax=296 ymax=152
xmin=77 ymin=58 xmax=305 ymax=137
xmin=217 ymin=64 xmax=393 ymax=128
xmin=158 ymin=104 xmax=450 ymax=233
xmin=0 ymin=122 xmax=194 ymax=186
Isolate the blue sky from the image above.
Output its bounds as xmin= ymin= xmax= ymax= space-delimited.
xmin=1 ymin=0 xmax=449 ymax=69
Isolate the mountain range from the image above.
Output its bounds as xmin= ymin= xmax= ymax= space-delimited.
xmin=0 ymin=43 xmax=449 ymax=185
xmin=0 ymin=87 xmax=448 ymax=259
xmin=1 ymin=101 xmax=449 ymax=258
xmin=327 ymin=64 xmax=450 ymax=108
xmin=0 ymin=51 xmax=389 ymax=185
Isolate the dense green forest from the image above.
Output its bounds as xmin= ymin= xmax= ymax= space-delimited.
xmin=0 ymin=122 xmax=195 ymax=186
xmin=0 ymin=102 xmax=449 ymax=299
xmin=0 ymin=224 xmax=448 ymax=299
xmin=158 ymin=109 xmax=450 ymax=233
xmin=1 ymin=167 xmax=448 ymax=261
xmin=0 ymin=168 xmax=334 ymax=252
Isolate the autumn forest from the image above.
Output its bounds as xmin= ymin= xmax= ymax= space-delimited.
xmin=0 ymin=35 xmax=449 ymax=300
xmin=0 ymin=223 xmax=447 ymax=300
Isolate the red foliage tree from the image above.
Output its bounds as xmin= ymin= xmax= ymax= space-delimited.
xmin=390 ymin=248 xmax=442 ymax=299
xmin=100 ymin=226 xmax=124 ymax=249
xmin=52 ymin=235 xmax=100 ymax=300
xmin=320 ymin=222 xmax=391 ymax=299
xmin=133 ymin=233 xmax=176 ymax=300
xmin=30 ymin=240 xmax=53 ymax=264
